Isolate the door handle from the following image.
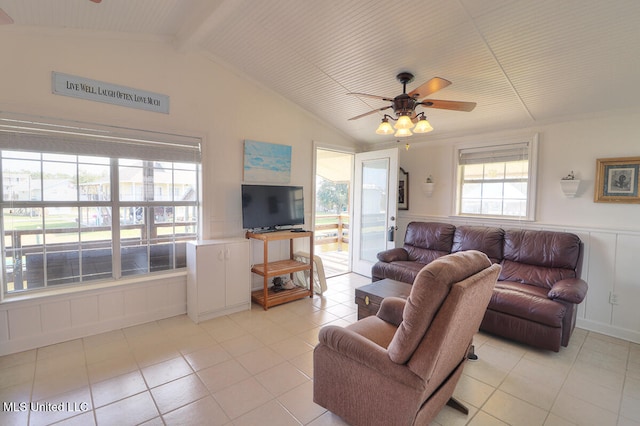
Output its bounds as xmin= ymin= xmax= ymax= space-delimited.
xmin=388 ymin=226 xmax=395 ymax=242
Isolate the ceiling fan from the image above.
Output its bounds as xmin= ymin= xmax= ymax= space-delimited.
xmin=347 ymin=72 xmax=476 ymax=137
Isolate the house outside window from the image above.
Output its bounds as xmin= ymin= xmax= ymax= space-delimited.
xmin=0 ymin=116 xmax=201 ymax=295
xmin=455 ymin=135 xmax=538 ymax=221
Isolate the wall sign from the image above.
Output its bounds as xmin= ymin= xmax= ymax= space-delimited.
xmin=52 ymin=72 xmax=169 ymax=114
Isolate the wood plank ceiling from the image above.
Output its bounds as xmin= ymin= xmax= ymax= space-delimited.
xmin=1 ymin=0 xmax=640 ymax=145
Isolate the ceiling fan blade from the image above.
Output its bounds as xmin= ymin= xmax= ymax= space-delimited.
xmin=408 ymin=77 xmax=451 ymax=99
xmin=348 ymin=106 xmax=392 ymax=121
xmin=420 ymin=99 xmax=476 ymax=112
xmin=0 ymin=8 xmax=14 ymax=24
xmin=347 ymin=92 xmax=394 ymax=102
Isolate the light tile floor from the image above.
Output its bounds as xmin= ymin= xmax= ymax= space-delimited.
xmin=1 ymin=273 xmax=639 ymax=425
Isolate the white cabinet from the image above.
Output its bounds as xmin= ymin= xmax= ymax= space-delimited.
xmin=186 ymin=238 xmax=250 ymax=323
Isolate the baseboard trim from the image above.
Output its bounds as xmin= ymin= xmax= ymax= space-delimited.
xmin=576 ymin=318 xmax=640 ymax=344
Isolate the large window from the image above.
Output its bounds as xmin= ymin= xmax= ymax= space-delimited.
xmin=455 ymin=136 xmax=537 ymax=220
xmin=0 ymin=116 xmax=200 ymax=295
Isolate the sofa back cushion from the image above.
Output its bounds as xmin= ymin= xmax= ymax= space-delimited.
xmin=452 ymin=226 xmax=504 ymax=263
xmin=500 ymin=229 xmax=581 ymax=289
xmin=403 ymin=222 xmax=455 ymax=264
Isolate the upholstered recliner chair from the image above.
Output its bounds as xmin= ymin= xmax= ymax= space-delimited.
xmin=313 ymin=251 xmax=501 ymax=425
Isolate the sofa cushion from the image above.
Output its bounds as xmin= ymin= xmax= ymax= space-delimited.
xmin=403 ymin=222 xmax=455 ymax=264
xmin=388 ymin=251 xmax=491 ymax=364
xmin=502 ymin=229 xmax=581 ymax=269
xmin=452 ymin=226 xmax=504 ymax=263
xmin=500 ymin=260 xmax=577 ymax=289
xmin=489 ymin=281 xmax=566 ymax=327
xmin=501 ymin=229 xmax=581 ymax=289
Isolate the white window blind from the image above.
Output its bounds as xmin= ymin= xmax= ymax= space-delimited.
xmin=458 ymin=142 xmax=529 ymax=165
xmin=0 ymin=115 xmax=201 ymax=163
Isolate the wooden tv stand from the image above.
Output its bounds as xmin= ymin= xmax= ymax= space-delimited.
xmin=246 ymin=230 xmax=314 ymax=310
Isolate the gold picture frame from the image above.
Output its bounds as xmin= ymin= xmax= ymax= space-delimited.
xmin=594 ymin=156 xmax=640 ymax=203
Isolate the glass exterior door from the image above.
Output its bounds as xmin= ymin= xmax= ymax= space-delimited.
xmin=352 ymin=148 xmax=398 ymax=276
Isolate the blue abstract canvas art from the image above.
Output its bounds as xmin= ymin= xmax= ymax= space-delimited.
xmin=243 ymin=140 xmax=292 ymax=183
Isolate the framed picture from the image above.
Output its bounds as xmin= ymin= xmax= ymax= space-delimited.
xmin=594 ymin=156 xmax=640 ymax=203
xmin=243 ymin=140 xmax=292 ymax=183
xmin=398 ymin=167 xmax=409 ymax=210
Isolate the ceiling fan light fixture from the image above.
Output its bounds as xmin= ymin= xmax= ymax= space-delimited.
xmin=394 ymin=128 xmax=413 ymax=138
xmin=413 ymin=116 xmax=434 ymax=133
xmin=375 ymin=117 xmax=394 ymax=135
xmin=394 ymin=114 xmax=414 ymax=130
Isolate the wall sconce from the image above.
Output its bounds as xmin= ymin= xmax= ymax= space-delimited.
xmin=560 ymin=171 xmax=580 ymax=198
xmin=421 ymin=175 xmax=435 ymax=197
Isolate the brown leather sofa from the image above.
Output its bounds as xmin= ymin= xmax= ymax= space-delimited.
xmin=372 ymin=222 xmax=588 ymax=351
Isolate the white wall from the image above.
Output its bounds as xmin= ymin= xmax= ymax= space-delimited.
xmin=398 ymin=113 xmax=640 ymax=343
xmin=0 ymin=29 xmax=357 ymax=355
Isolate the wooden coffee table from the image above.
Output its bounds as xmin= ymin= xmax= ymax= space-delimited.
xmin=355 ymin=278 xmax=412 ymax=320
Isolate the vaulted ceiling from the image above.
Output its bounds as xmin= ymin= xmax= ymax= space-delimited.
xmin=2 ymin=0 xmax=640 ymax=144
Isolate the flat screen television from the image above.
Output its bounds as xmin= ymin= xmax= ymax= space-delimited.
xmin=241 ymin=184 xmax=304 ymax=231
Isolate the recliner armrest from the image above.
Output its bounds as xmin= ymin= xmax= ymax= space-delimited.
xmin=377 ymin=297 xmax=406 ymax=327
xmin=318 ymin=325 xmax=422 ymax=386
xmin=377 ymin=248 xmax=409 ymax=262
xmin=548 ymin=278 xmax=588 ymax=304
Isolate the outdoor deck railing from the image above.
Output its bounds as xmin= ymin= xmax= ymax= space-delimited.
xmin=314 ymin=214 xmax=349 ymax=251
xmin=4 ymin=222 xmax=196 ymax=291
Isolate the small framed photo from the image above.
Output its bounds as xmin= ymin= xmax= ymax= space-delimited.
xmin=594 ymin=156 xmax=640 ymax=203
xmin=398 ymin=167 xmax=409 ymax=210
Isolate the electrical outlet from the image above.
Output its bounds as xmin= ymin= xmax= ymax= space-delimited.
xmin=609 ymin=292 xmax=619 ymax=305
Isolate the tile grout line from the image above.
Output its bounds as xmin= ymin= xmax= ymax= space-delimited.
xmin=81 ymin=337 xmax=99 ymax=426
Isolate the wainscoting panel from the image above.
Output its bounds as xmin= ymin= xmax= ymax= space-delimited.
xmin=124 ymin=286 xmax=148 ymax=315
xmin=398 ymin=215 xmax=640 ymax=344
xmin=0 ymin=273 xmax=187 ymax=356
xmin=99 ymin=291 xmax=125 ymax=321
xmin=8 ymin=305 xmax=41 ymax=340
xmin=41 ymin=300 xmax=72 ymax=333
xmin=0 ymin=310 xmax=7 ymax=342
xmin=614 ymin=233 xmax=640 ymax=331
xmin=71 ymin=295 xmax=99 ymax=326
xmin=583 ymin=231 xmax=616 ymax=326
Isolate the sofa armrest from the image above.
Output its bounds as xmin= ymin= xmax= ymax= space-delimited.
xmin=376 ymin=297 xmax=406 ymax=327
xmin=318 ymin=325 xmax=421 ymax=385
xmin=548 ymin=278 xmax=588 ymax=304
xmin=377 ymin=247 xmax=409 ymax=262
